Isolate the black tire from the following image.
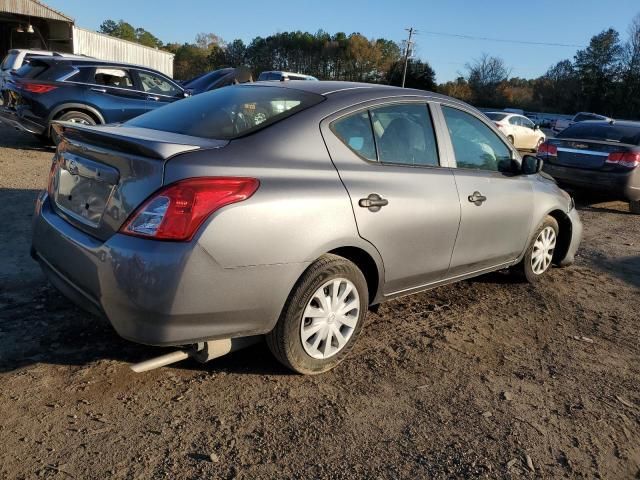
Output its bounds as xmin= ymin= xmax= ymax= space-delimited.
xmin=266 ymin=254 xmax=368 ymax=375
xmin=51 ymin=111 xmax=97 ymax=145
xmin=514 ymin=216 xmax=559 ymax=283
xmin=629 ymin=200 xmax=640 ymax=215
xmin=507 ymin=135 xmax=515 ymax=144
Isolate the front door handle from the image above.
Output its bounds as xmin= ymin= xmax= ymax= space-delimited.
xmin=359 ymin=193 xmax=388 ymax=212
xmin=91 ymin=87 xmax=107 ymax=93
xmin=147 ymin=95 xmax=160 ymax=101
xmin=468 ymin=191 xmax=487 ymax=205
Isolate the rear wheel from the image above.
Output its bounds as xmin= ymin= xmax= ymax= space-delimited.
xmin=630 ymin=200 xmax=640 ymax=215
xmin=266 ymin=254 xmax=368 ymax=374
xmin=51 ymin=111 xmax=97 ymax=144
xmin=514 ymin=216 xmax=559 ymax=283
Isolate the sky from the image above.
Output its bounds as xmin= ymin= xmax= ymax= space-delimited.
xmin=47 ymin=0 xmax=640 ymax=82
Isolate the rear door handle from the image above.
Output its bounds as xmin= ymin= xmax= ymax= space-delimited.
xmin=468 ymin=191 xmax=487 ymax=205
xmin=91 ymin=87 xmax=107 ymax=93
xmin=359 ymin=193 xmax=388 ymax=212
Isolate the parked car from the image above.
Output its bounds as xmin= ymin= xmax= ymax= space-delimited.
xmin=1 ymin=49 xmax=89 ymax=104
xmin=485 ymin=112 xmax=546 ymax=150
xmin=539 ymin=120 xmax=640 ymax=213
xmin=181 ymin=66 xmax=253 ymax=95
xmin=551 ymin=112 xmax=611 ymax=134
xmin=0 ymin=56 xmax=187 ymax=142
xmin=258 ymin=71 xmax=318 ymax=81
xmin=32 ymin=82 xmax=582 ymax=374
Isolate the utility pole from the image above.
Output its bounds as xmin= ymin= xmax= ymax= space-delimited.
xmin=401 ymin=27 xmax=415 ymax=88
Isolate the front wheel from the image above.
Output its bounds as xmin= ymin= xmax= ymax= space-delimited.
xmin=266 ymin=254 xmax=368 ymax=374
xmin=514 ymin=216 xmax=559 ymax=283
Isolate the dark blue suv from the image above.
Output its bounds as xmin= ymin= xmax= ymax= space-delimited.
xmin=0 ymin=57 xmax=187 ymax=142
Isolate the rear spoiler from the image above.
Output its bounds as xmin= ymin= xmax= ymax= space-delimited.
xmin=52 ymin=122 xmax=228 ymax=160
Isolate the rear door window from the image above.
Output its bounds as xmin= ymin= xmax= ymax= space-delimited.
xmin=331 ymin=111 xmax=377 ymax=161
xmin=14 ymin=60 xmax=49 ymax=79
xmin=94 ymin=68 xmax=134 ymax=89
xmin=370 ymin=103 xmax=439 ymax=166
xmin=442 ymin=106 xmax=512 ymax=172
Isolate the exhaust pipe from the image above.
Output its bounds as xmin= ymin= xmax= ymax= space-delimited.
xmin=130 ymin=336 xmax=261 ymax=373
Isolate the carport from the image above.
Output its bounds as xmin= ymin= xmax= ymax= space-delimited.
xmin=0 ymin=0 xmax=73 ymax=59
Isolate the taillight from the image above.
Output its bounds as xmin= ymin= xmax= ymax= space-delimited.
xmin=20 ymin=82 xmax=57 ymax=94
xmin=120 ymin=177 xmax=259 ymax=241
xmin=537 ymin=142 xmax=557 ymax=156
xmin=606 ymin=152 xmax=640 ymax=169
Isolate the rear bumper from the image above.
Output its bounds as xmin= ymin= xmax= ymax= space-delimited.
xmin=31 ymin=193 xmax=308 ymax=346
xmin=543 ymin=163 xmax=640 ymax=202
xmin=0 ymin=106 xmax=47 ymax=136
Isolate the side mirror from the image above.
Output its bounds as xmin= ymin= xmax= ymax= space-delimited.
xmin=522 ymin=155 xmax=543 ymax=175
xmin=183 ymin=88 xmax=193 ymax=98
xmin=533 ymin=124 xmax=540 ymax=130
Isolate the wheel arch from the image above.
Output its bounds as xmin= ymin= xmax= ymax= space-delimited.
xmin=46 ymin=103 xmax=105 ymax=135
xmin=328 ymin=246 xmax=381 ymax=305
xmin=546 ymin=209 xmax=572 ymax=264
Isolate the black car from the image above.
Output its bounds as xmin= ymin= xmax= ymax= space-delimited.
xmin=0 ymin=57 xmax=187 ymax=142
xmin=538 ymin=120 xmax=640 ymax=213
xmin=181 ymin=66 xmax=253 ymax=95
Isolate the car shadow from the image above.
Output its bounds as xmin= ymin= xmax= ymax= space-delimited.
xmin=0 ymin=290 xmax=291 ymax=376
xmin=0 ymin=123 xmax=53 ymax=152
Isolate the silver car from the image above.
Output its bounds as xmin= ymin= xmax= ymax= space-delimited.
xmin=31 ymin=82 xmax=582 ymax=374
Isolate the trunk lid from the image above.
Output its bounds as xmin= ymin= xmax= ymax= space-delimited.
xmin=49 ymin=123 xmax=228 ymax=241
xmin=546 ymin=138 xmax=632 ymax=170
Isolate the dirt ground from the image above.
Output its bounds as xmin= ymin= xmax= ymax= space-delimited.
xmin=0 ymin=122 xmax=639 ymax=479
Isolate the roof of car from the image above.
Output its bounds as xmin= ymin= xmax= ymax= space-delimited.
xmin=29 ymin=56 xmax=166 ymax=74
xmin=248 ymin=80 xmax=449 ymax=99
xmin=575 ymin=119 xmax=640 ymax=127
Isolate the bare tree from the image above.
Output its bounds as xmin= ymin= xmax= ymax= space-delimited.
xmin=465 ymin=53 xmax=511 ymax=105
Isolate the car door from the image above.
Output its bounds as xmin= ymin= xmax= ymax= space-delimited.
xmin=134 ymin=69 xmax=184 ymax=112
xmin=436 ymin=104 xmax=534 ymax=276
xmin=519 ymin=116 xmax=538 ymax=149
xmin=83 ymin=66 xmax=149 ymax=123
xmin=321 ymin=101 xmax=461 ymax=294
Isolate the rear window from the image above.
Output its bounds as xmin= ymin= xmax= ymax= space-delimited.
xmin=14 ymin=60 xmax=49 ymax=79
xmin=485 ymin=112 xmax=508 ymax=121
xmin=126 ymin=85 xmax=324 ymax=140
xmin=558 ymin=123 xmax=640 ymax=145
xmin=1 ymin=52 xmax=18 ymax=71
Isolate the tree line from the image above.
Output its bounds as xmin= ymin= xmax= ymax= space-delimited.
xmin=100 ymin=15 xmax=640 ymax=119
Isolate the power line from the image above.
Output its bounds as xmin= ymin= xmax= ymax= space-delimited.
xmin=420 ymin=30 xmax=585 ymax=48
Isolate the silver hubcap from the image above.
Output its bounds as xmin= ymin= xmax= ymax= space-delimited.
xmin=68 ymin=118 xmax=90 ymax=125
xmin=300 ymin=278 xmax=360 ymax=360
xmin=531 ymin=226 xmax=556 ymax=275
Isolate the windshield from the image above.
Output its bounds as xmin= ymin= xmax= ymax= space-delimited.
xmin=1 ymin=52 xmax=18 ymax=71
xmin=13 ymin=59 xmax=49 ymax=79
xmin=558 ymin=123 xmax=640 ymax=145
xmin=126 ymin=85 xmax=325 ymax=140
xmin=485 ymin=112 xmax=508 ymax=121
xmin=183 ymin=69 xmax=232 ymax=90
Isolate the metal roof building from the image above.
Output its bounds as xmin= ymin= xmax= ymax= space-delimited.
xmin=0 ymin=0 xmax=174 ymax=76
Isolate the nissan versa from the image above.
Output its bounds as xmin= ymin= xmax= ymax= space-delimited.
xmin=31 ymin=82 xmax=582 ymax=374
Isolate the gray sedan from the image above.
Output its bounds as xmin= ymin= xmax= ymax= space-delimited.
xmin=31 ymin=82 xmax=582 ymax=374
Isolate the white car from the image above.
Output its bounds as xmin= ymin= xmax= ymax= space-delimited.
xmin=1 ymin=50 xmax=88 ymax=93
xmin=485 ymin=112 xmax=546 ymax=151
xmin=551 ymin=112 xmax=611 ymax=134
